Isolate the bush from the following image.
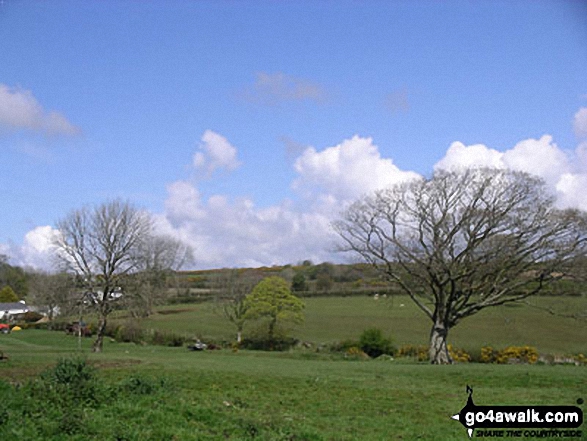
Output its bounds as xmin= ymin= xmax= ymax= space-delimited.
xmin=329 ymin=339 xmax=361 ymax=353
xmin=149 ymin=330 xmax=186 ymax=347
xmin=359 ymin=328 xmax=395 ymax=358
xmin=344 ymin=346 xmax=370 ymax=360
xmin=35 ymin=357 xmax=105 ymax=407
xmin=397 ymin=345 xmax=429 ymax=361
xmin=114 ymin=321 xmax=145 ymax=344
xmin=480 ymin=345 xmax=538 ymax=364
xmin=447 ymin=345 xmax=471 ymax=363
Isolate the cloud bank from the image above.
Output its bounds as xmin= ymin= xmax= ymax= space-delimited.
xmin=7 ymin=112 xmax=587 ymax=270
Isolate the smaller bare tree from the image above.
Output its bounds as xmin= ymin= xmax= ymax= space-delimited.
xmin=213 ymin=269 xmax=262 ymax=343
xmin=28 ymin=271 xmax=78 ymax=322
xmin=123 ymin=234 xmax=194 ymax=318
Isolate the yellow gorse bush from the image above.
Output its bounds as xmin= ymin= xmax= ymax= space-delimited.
xmin=481 ymin=345 xmax=539 ymax=364
xmin=447 ymin=345 xmax=471 ymax=363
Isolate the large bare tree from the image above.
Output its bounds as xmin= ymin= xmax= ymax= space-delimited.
xmin=53 ymin=200 xmax=153 ymax=352
xmin=334 ymin=168 xmax=587 ymax=364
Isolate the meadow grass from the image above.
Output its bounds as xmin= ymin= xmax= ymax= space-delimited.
xmin=0 ymin=330 xmax=585 ymax=440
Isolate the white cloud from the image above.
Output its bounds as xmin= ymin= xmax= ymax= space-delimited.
xmin=503 ymin=136 xmax=571 ymax=186
xmin=155 ymin=135 xmax=421 ymax=268
xmin=555 ymin=173 xmax=587 ymax=211
xmin=0 ymin=84 xmax=80 ymax=136
xmin=193 ymin=130 xmax=240 ymax=177
xmin=434 ymin=134 xmax=587 ymax=209
xmin=242 ymin=72 xmax=327 ymax=105
xmin=434 ymin=141 xmax=504 ymax=171
xmin=293 ymin=135 xmax=420 ymax=203
xmin=574 ymin=107 xmax=587 ymax=138
xmin=1 ymin=226 xmax=60 ymax=270
xmin=158 ymin=180 xmax=336 ymax=268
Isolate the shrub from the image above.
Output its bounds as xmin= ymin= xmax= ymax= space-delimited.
xmin=397 ymin=345 xmax=429 ymax=362
xmin=480 ymin=346 xmax=498 ymax=363
xmin=574 ymin=353 xmax=587 ymax=365
xmin=114 ymin=321 xmax=145 ymax=344
xmin=329 ymin=339 xmax=361 ymax=353
xmin=149 ymin=330 xmax=186 ymax=347
xmin=344 ymin=346 xmax=370 ymax=360
xmin=496 ymin=346 xmax=539 ymax=364
xmin=359 ymin=328 xmax=395 ymax=358
xmin=102 ymin=321 xmax=121 ymax=338
xmin=447 ymin=345 xmax=471 ymax=363
xmin=479 ymin=345 xmax=539 ymax=364
xmin=35 ymin=357 xmax=105 ymax=407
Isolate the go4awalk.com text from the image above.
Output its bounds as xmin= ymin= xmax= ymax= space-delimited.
xmin=451 ymin=387 xmax=583 ymax=438
xmin=474 ymin=429 xmax=582 ymax=438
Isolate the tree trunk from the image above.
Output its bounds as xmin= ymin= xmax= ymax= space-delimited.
xmin=92 ymin=315 xmax=107 ymax=353
xmin=268 ymin=317 xmax=276 ymax=340
xmin=429 ymin=320 xmax=452 ymax=364
xmin=236 ymin=330 xmax=242 ymax=343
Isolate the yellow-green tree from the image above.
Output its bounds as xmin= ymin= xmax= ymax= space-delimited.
xmin=0 ymin=285 xmax=19 ymax=303
xmin=244 ymin=276 xmax=304 ymax=340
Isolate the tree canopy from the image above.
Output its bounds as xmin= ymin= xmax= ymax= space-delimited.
xmin=244 ymin=276 xmax=304 ymax=339
xmin=0 ymin=285 xmax=19 ymax=303
xmin=335 ymin=168 xmax=587 ymax=364
xmin=0 ymin=255 xmax=28 ymax=299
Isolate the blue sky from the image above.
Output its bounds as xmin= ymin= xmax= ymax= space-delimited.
xmin=1 ymin=1 xmax=586 ymax=269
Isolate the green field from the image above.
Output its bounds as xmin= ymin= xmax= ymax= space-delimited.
xmin=140 ymin=295 xmax=587 ymax=355
xmin=0 ymin=295 xmax=585 ymax=440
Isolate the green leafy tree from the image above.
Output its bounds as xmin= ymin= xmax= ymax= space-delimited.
xmin=291 ymin=272 xmax=307 ymax=292
xmin=0 ymin=255 xmax=29 ymax=299
xmin=244 ymin=276 xmax=304 ymax=340
xmin=0 ymin=285 xmax=19 ymax=302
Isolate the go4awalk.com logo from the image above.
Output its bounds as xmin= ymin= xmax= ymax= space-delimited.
xmin=451 ymin=386 xmax=583 ymax=438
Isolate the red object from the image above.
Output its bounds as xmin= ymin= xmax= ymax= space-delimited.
xmin=0 ymin=324 xmax=9 ymax=331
